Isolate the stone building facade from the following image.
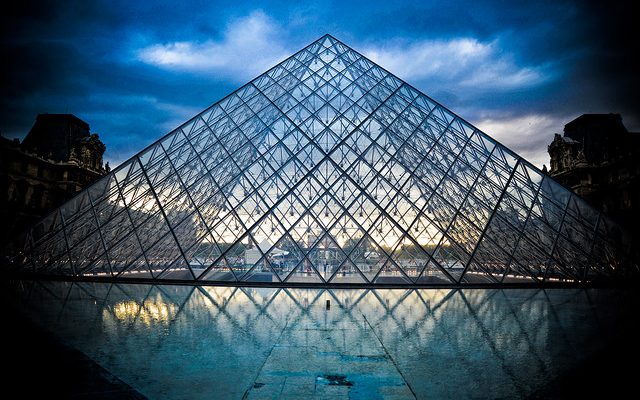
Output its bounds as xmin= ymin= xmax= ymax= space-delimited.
xmin=548 ymin=114 xmax=640 ymax=237
xmin=1 ymin=114 xmax=108 ymax=253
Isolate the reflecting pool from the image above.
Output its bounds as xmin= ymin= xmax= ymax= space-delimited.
xmin=5 ymin=281 xmax=638 ymax=399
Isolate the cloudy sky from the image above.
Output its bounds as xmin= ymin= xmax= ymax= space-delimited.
xmin=1 ymin=0 xmax=637 ymax=168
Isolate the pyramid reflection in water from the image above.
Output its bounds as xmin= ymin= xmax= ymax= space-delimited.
xmin=10 ymin=281 xmax=635 ymax=398
xmin=18 ymin=35 xmax=635 ymax=285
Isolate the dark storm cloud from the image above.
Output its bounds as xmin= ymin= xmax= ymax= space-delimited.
xmin=1 ymin=42 xmax=88 ymax=127
xmin=576 ymin=1 xmax=639 ymax=125
xmin=1 ymin=0 xmax=637 ymax=167
xmin=0 ymin=0 xmax=237 ymax=164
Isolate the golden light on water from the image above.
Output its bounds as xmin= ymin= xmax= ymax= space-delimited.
xmin=108 ymin=295 xmax=178 ymax=326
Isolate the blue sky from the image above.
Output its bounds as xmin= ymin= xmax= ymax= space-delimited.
xmin=1 ymin=0 xmax=637 ymax=168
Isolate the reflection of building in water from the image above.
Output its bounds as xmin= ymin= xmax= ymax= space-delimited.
xmin=9 ymin=280 xmax=635 ymax=399
xmin=0 ymin=114 xmax=107 ymax=252
xmin=547 ymin=114 xmax=640 ymax=236
xmin=107 ymin=293 xmax=178 ymax=327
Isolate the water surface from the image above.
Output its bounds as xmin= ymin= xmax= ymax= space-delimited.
xmin=5 ymin=281 xmax=637 ymax=399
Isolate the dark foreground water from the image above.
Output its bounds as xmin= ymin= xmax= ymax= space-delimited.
xmin=4 ymin=281 xmax=639 ymax=399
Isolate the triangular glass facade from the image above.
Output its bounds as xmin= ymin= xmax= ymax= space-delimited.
xmin=16 ymin=35 xmax=636 ymax=285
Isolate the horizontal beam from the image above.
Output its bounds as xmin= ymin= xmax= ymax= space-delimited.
xmin=6 ymin=272 xmax=636 ymax=290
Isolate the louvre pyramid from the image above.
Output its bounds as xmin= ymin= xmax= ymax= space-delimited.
xmin=16 ymin=35 xmax=636 ymax=285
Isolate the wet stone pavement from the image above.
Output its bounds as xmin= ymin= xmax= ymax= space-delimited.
xmin=245 ymin=314 xmax=414 ymax=399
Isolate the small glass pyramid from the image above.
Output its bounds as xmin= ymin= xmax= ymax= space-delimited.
xmin=16 ymin=35 xmax=636 ymax=285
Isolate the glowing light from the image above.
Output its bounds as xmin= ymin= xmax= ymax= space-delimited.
xmin=108 ymin=294 xmax=178 ymax=327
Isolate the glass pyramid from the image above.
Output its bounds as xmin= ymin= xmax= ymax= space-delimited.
xmin=15 ymin=35 xmax=636 ymax=285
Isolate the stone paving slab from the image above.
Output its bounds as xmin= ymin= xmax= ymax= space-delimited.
xmin=245 ymin=315 xmax=414 ymax=399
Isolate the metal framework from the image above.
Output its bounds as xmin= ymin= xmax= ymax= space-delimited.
xmin=15 ymin=35 xmax=636 ymax=285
